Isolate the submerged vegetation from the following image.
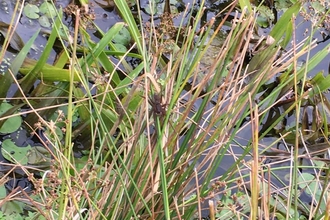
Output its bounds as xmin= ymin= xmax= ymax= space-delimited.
xmin=1 ymin=0 xmax=330 ymax=219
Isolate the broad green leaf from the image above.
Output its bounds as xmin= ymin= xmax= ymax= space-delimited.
xmin=114 ymin=0 xmax=143 ymax=53
xmin=74 ymin=155 xmax=89 ymax=171
xmin=94 ymin=103 xmax=117 ymax=126
xmin=113 ymin=43 xmax=127 ymax=52
xmin=282 ymin=16 xmax=293 ymax=47
xmin=8 ymin=29 xmax=39 ymax=75
xmin=45 ymin=126 xmax=64 ymax=141
xmin=275 ymin=0 xmax=293 ymax=10
xmin=144 ymin=2 xmax=157 ymax=15
xmin=83 ymin=22 xmax=124 ymax=66
xmin=256 ymin=5 xmax=274 ymax=28
xmin=1 ymin=201 xmax=24 ymax=215
xmin=20 ymin=58 xmax=80 ymax=81
xmin=309 ymin=71 xmax=330 ymax=96
xmin=39 ymin=1 xmax=57 ymax=18
xmin=27 ymin=146 xmax=51 ymax=165
xmin=0 ymin=29 xmax=39 ymax=106
xmin=0 ymin=185 xmax=6 ymax=198
xmin=73 ymin=87 xmax=90 ymax=121
xmin=310 ymin=1 xmax=324 ymax=12
xmin=270 ymin=2 xmax=301 ymax=47
xmin=115 ymin=62 xmax=143 ymax=95
xmin=275 ymin=213 xmax=286 ymax=219
xmin=277 ymin=43 xmax=330 ymax=102
xmin=23 ymin=4 xmax=40 ymax=19
xmin=113 ymin=27 xmax=131 ymax=46
xmin=298 ymin=173 xmax=320 ymax=196
xmin=18 ymin=12 xmax=65 ymax=94
xmin=247 ymin=46 xmax=278 ymax=80
xmin=238 ymin=0 xmax=252 ymax=13
xmin=0 ymin=103 xmax=22 ymax=134
xmin=38 ymin=15 xmax=51 ymax=28
xmin=269 ymin=194 xmax=295 ymax=216
xmin=1 ymin=139 xmax=31 ymax=165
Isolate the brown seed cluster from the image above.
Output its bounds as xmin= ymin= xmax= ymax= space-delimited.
xmin=29 ymin=162 xmax=61 ymax=210
xmin=63 ymin=2 xmax=96 ymax=30
xmin=300 ymin=1 xmax=330 ymax=31
xmin=210 ymin=180 xmax=226 ymax=192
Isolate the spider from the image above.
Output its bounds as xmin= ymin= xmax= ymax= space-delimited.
xmin=149 ymin=93 xmax=166 ymax=117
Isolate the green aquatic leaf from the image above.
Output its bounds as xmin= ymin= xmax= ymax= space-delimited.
xmin=39 ymin=1 xmax=57 ymax=18
xmin=298 ymin=173 xmax=317 ymax=195
xmin=27 ymin=146 xmax=51 ymax=165
xmin=38 ymin=15 xmax=51 ymax=28
xmin=113 ymin=43 xmax=127 ymax=53
xmin=23 ymin=4 xmax=40 ymax=19
xmin=0 ymin=28 xmax=38 ymax=107
xmin=113 ymin=26 xmax=131 ymax=46
xmin=1 ymin=201 xmax=24 ymax=215
xmin=309 ymin=71 xmax=330 ymax=96
xmin=0 ymin=103 xmax=22 ymax=134
xmin=275 ymin=0 xmax=293 ymax=11
xmin=1 ymin=139 xmax=31 ymax=165
xmin=113 ymin=0 xmax=143 ymax=53
xmin=310 ymin=1 xmax=324 ymax=13
xmin=20 ymin=58 xmax=80 ymax=81
xmin=144 ymin=1 xmax=158 ymax=15
xmin=269 ymin=2 xmax=301 ymax=47
xmin=256 ymin=5 xmax=275 ymax=28
xmin=238 ymin=0 xmax=252 ymax=12
xmin=0 ymin=185 xmax=6 ymax=198
xmin=269 ymin=194 xmax=295 ymax=216
xmin=45 ymin=126 xmax=64 ymax=141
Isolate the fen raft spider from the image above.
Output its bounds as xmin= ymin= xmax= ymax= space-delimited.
xmin=149 ymin=93 xmax=167 ymax=118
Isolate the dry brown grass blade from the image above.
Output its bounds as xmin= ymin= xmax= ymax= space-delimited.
xmin=188 ymin=9 xmax=257 ymax=181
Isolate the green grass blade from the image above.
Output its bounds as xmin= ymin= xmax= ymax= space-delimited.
xmin=113 ymin=0 xmax=143 ymax=54
xmin=0 ymin=29 xmax=39 ymax=102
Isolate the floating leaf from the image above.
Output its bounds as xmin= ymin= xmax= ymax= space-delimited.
xmin=27 ymin=146 xmax=51 ymax=165
xmin=23 ymin=4 xmax=40 ymax=19
xmin=275 ymin=0 xmax=293 ymax=11
xmin=298 ymin=173 xmax=317 ymax=195
xmin=56 ymin=24 xmax=70 ymax=39
xmin=44 ymin=126 xmax=64 ymax=141
xmin=0 ymin=103 xmax=22 ymax=134
xmin=38 ymin=15 xmax=51 ymax=28
xmin=39 ymin=1 xmax=57 ymax=18
xmin=256 ymin=5 xmax=275 ymax=28
xmin=114 ymin=43 xmax=127 ymax=53
xmin=1 ymin=201 xmax=24 ymax=215
xmin=144 ymin=2 xmax=157 ymax=15
xmin=1 ymin=139 xmax=31 ymax=165
xmin=269 ymin=194 xmax=295 ymax=216
xmin=0 ymin=185 xmax=6 ymax=198
xmin=113 ymin=27 xmax=131 ymax=46
xmin=310 ymin=1 xmax=324 ymax=13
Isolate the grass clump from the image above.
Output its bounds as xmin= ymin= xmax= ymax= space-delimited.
xmin=1 ymin=0 xmax=330 ymax=219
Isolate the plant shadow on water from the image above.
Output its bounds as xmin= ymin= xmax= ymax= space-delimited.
xmin=1 ymin=0 xmax=330 ymax=218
